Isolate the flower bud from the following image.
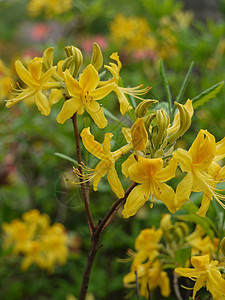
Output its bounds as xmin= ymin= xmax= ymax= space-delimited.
xmin=62 ymin=46 xmax=83 ymax=78
xmin=135 ymin=99 xmax=158 ymax=118
xmin=42 ymin=47 xmax=54 ymax=71
xmin=153 ymin=109 xmax=169 ymax=147
xmin=220 ymin=237 xmax=225 ymax=256
xmin=131 ymin=118 xmax=148 ymax=151
xmin=91 ymin=43 xmax=103 ymax=71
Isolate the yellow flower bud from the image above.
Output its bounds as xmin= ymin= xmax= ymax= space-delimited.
xmin=134 ymin=99 xmax=158 ymax=118
xmin=42 ymin=47 xmax=54 ymax=71
xmin=91 ymin=42 xmax=103 ymax=71
xmin=62 ymin=46 xmax=83 ymax=78
xmin=131 ymin=118 xmax=148 ymax=150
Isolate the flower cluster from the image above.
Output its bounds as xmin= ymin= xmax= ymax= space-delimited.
xmin=5 ymin=44 xmax=225 ymax=219
xmin=27 ymin=0 xmax=73 ymax=17
xmin=124 ymin=214 xmax=225 ymax=299
xmin=110 ymin=13 xmax=193 ymax=60
xmin=2 ymin=209 xmax=68 ymax=272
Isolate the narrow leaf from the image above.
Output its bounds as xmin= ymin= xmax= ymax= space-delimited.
xmin=103 ymin=107 xmax=126 ymax=125
xmin=174 ymin=61 xmax=194 ymax=116
xmin=159 ymin=59 xmax=172 ymax=117
xmin=192 ymin=81 xmax=224 ymax=109
xmin=54 ymin=152 xmax=78 ymax=165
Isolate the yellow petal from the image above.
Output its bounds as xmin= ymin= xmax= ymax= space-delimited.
xmin=155 ymin=158 xmax=177 ymax=182
xmin=64 ymin=70 xmax=81 ymax=97
xmin=103 ymin=133 xmax=113 ymax=154
xmin=91 ymin=83 xmax=114 ymax=100
xmin=189 ymin=130 xmax=216 ymax=169
xmin=121 ymin=154 xmax=137 ymax=178
xmin=122 ymin=181 xmax=150 ymax=218
xmin=128 ymin=157 xmax=163 ymax=183
xmin=173 ymin=148 xmax=192 ymax=172
xmin=196 ymin=194 xmax=212 ymax=217
xmin=34 ymin=91 xmax=50 ymax=116
xmin=79 ymin=64 xmax=99 ymax=92
xmin=193 ymin=277 xmax=206 ymax=300
xmin=41 ymin=66 xmax=57 ymax=85
xmin=114 ymin=86 xmax=132 ymax=115
xmin=174 ymin=173 xmax=192 ymax=210
xmin=93 ymin=161 xmax=108 ymax=190
xmin=85 ymin=101 xmax=107 ymax=128
xmin=156 ymin=182 xmax=176 ymax=213
xmin=80 ymin=128 xmax=105 ymax=160
xmin=206 ymin=268 xmax=225 ymax=295
xmin=56 ymin=97 xmax=83 ymax=124
xmin=191 ymin=254 xmax=210 ymax=268
xmin=131 ymin=118 xmax=148 ymax=151
xmin=49 ymin=89 xmax=63 ymax=106
xmin=107 ymin=167 xmax=124 ymax=198
xmin=15 ymin=60 xmax=36 ymax=87
xmin=122 ymin=127 xmax=132 ymax=143
xmin=28 ymin=57 xmax=42 ymax=82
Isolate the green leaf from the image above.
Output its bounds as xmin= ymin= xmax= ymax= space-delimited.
xmin=175 ymin=246 xmax=191 ymax=267
xmin=176 ymin=61 xmax=194 ymax=103
xmin=192 ymin=81 xmax=224 ymax=109
xmin=176 ymin=214 xmax=215 ymax=240
xmin=54 ymin=152 xmax=78 ymax=165
xmin=159 ymin=59 xmax=172 ymax=117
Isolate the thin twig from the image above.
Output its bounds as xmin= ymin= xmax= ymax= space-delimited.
xmin=79 ymin=182 xmax=137 ymax=300
xmin=71 ymin=113 xmax=95 ymax=232
xmin=173 ymin=272 xmax=183 ymax=300
xmin=135 ymin=270 xmax=140 ymax=300
xmin=147 ymin=283 xmax=151 ymax=300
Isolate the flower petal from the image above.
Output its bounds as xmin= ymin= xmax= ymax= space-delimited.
xmin=56 ymin=97 xmax=83 ymax=123
xmin=49 ymin=89 xmax=63 ymax=106
xmin=80 ymin=127 xmax=105 ymax=160
xmin=28 ymin=57 xmax=42 ymax=83
xmin=15 ymin=60 xmax=36 ymax=87
xmin=173 ymin=148 xmax=192 ymax=172
xmin=91 ymin=83 xmax=114 ymax=100
xmin=93 ymin=160 xmax=108 ymax=190
xmin=196 ymin=194 xmax=212 ymax=217
xmin=122 ymin=181 xmax=150 ymax=218
xmin=79 ymin=64 xmax=99 ymax=92
xmin=122 ymin=154 xmax=137 ymax=178
xmin=174 ymin=172 xmax=192 ymax=210
xmin=64 ymin=70 xmax=81 ymax=97
xmin=107 ymin=167 xmax=124 ymax=198
xmin=85 ymin=100 xmax=107 ymax=128
xmin=156 ymin=182 xmax=176 ymax=213
xmin=34 ymin=91 xmax=50 ymax=116
xmin=114 ymin=86 xmax=132 ymax=115
xmin=103 ymin=133 xmax=113 ymax=154
xmin=131 ymin=118 xmax=148 ymax=150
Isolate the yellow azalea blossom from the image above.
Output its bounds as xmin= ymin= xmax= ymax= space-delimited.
xmin=100 ymin=52 xmax=150 ymax=115
xmin=6 ymin=57 xmax=57 ymax=115
xmin=186 ymin=225 xmax=219 ymax=256
xmin=57 ymin=65 xmax=114 ymax=128
xmin=27 ymin=0 xmax=73 ymax=17
xmin=2 ymin=210 xmax=68 ymax=272
xmin=131 ymin=228 xmax=162 ymax=269
xmin=173 ymin=129 xmax=225 ymax=215
xmin=122 ymin=156 xmax=177 ymax=217
xmin=77 ymin=127 xmax=128 ymax=198
xmin=124 ymin=260 xmax=171 ymax=298
xmin=175 ymin=254 xmax=225 ymax=299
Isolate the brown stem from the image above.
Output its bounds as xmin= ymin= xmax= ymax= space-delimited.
xmin=79 ymin=182 xmax=137 ymax=300
xmin=71 ymin=113 xmax=95 ymax=232
xmin=173 ymin=272 xmax=183 ymax=300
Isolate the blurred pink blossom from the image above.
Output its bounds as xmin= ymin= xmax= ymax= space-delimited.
xmin=31 ymin=23 xmax=50 ymax=42
xmin=81 ymin=35 xmax=108 ymax=54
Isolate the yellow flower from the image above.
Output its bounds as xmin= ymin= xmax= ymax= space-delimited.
xmin=77 ymin=127 xmax=126 ymax=198
xmin=101 ymin=52 xmax=150 ymax=115
xmin=122 ymin=156 xmax=177 ymax=218
xmin=27 ymin=0 xmax=73 ymax=17
xmin=131 ymin=228 xmax=162 ymax=269
xmin=173 ymin=129 xmax=225 ymax=215
xmin=124 ymin=260 xmax=171 ymax=298
xmin=175 ymin=254 xmax=225 ymax=299
xmin=57 ymin=65 xmax=114 ymax=128
xmin=6 ymin=57 xmax=57 ymax=115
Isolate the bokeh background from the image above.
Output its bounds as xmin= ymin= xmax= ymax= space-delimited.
xmin=0 ymin=0 xmax=225 ymax=299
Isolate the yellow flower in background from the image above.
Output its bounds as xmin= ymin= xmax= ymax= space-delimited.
xmin=27 ymin=0 xmax=73 ymax=17
xmin=175 ymin=254 xmax=225 ymax=299
xmin=131 ymin=228 xmax=162 ymax=269
xmin=57 ymin=65 xmax=114 ymax=128
xmin=122 ymin=156 xmax=177 ymax=218
xmin=77 ymin=127 xmax=126 ymax=198
xmin=124 ymin=260 xmax=170 ymax=298
xmin=6 ymin=57 xmax=57 ymax=115
xmin=0 ymin=59 xmax=14 ymax=102
xmin=2 ymin=210 xmax=68 ymax=272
